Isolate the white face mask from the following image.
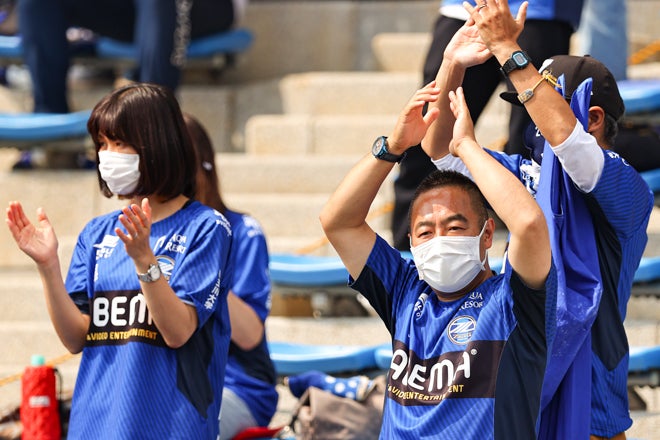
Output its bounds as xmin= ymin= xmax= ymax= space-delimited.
xmin=410 ymin=222 xmax=488 ymax=294
xmin=98 ymin=150 xmax=140 ymax=195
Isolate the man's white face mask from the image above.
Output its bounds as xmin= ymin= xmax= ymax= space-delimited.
xmin=98 ymin=150 xmax=141 ymax=195
xmin=410 ymin=222 xmax=488 ymax=294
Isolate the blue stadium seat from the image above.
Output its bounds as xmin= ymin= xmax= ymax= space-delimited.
xmin=618 ymin=79 xmax=660 ymax=115
xmin=0 ymin=110 xmax=91 ymax=149
xmin=269 ymin=254 xmax=348 ymax=287
xmin=640 ymin=168 xmax=660 ymax=198
xmin=629 ymin=345 xmax=660 ymax=380
xmin=0 ymin=28 xmax=254 ymax=64
xmin=269 ymin=252 xmax=503 ymax=287
xmin=373 ymin=343 xmax=393 ymax=370
xmin=0 ymin=34 xmax=22 ymax=59
xmin=96 ymin=28 xmax=253 ymax=61
xmin=268 ymin=341 xmax=382 ymax=376
xmin=628 ymin=345 xmax=660 ymax=411
xmin=0 ymin=29 xmax=253 ymax=151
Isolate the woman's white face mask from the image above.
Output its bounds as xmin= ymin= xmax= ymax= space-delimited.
xmin=98 ymin=151 xmax=140 ymax=195
xmin=410 ymin=222 xmax=488 ymax=294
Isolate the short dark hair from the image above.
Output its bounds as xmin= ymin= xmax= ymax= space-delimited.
xmin=87 ymin=83 xmax=197 ymax=200
xmin=603 ymin=113 xmax=619 ymax=148
xmin=409 ymin=169 xmax=489 ymax=230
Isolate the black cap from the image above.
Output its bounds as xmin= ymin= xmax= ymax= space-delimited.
xmin=500 ymin=55 xmax=625 ymax=120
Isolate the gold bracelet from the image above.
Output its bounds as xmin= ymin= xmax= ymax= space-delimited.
xmin=517 ymin=70 xmax=560 ymax=104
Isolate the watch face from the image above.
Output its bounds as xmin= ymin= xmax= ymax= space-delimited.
xmin=512 ymin=51 xmax=529 ymax=67
xmin=372 ymin=136 xmax=386 ymax=156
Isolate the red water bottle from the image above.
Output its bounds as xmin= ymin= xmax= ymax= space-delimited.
xmin=20 ymin=354 xmax=61 ymax=440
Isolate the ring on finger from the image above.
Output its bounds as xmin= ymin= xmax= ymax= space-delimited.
xmin=478 ymin=3 xmax=487 ymax=9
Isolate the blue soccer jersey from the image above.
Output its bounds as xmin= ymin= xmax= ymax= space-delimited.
xmin=221 ymin=209 xmax=278 ymax=427
xmin=64 ymin=200 xmax=233 ymax=440
xmin=586 ymin=150 xmax=653 ymax=436
xmin=352 ymin=236 xmax=556 ymax=440
xmin=490 ymin=146 xmax=653 ymax=436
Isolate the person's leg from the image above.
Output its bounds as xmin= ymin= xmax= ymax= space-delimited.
xmin=218 ymin=387 xmax=257 ymax=440
xmin=130 ymin=0 xmax=234 ymax=93
xmin=18 ymin=0 xmax=70 ymax=113
xmin=189 ymin=0 xmax=234 ymax=38
xmin=504 ymin=19 xmax=574 ymax=156
xmin=392 ymin=15 xmax=501 ymax=250
xmin=132 ymin=0 xmax=180 ymax=91
xmin=578 ymin=0 xmax=627 ymax=81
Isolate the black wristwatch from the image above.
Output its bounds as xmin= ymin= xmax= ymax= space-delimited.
xmin=137 ymin=263 xmax=162 ymax=283
xmin=371 ymin=136 xmax=404 ymax=163
xmin=500 ymin=50 xmax=531 ymax=77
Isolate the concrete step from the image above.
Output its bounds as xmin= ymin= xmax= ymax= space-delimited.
xmin=280 ymin=71 xmax=419 ymax=116
xmin=222 ymin=191 xmax=394 ymax=253
xmin=216 ymin=153 xmax=364 ymax=192
xmin=371 ymin=32 xmax=430 ymax=74
xmin=243 ymin=97 xmax=509 ymax=157
xmin=244 ymin=114 xmax=397 ymax=156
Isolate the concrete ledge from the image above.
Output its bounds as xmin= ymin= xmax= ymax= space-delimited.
xmin=626 ymin=319 xmax=660 ymax=346
xmin=245 ymin=114 xmax=397 ymax=155
xmin=372 ymin=33 xmax=431 ymax=74
xmin=245 ymin=114 xmax=313 ymax=155
xmin=216 ymin=153 xmax=362 ymax=193
xmin=280 ymin=72 xmax=419 ymax=115
xmin=221 ymin=192 xmax=393 ymax=243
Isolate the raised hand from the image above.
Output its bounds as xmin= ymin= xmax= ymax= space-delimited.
xmin=463 ymin=0 xmax=528 ymax=52
xmin=6 ymin=201 xmax=59 ymax=265
xmin=444 ymin=19 xmax=491 ymax=68
xmin=448 ymin=87 xmax=478 ymax=156
xmin=116 ymin=198 xmax=154 ymax=263
xmin=388 ymin=81 xmax=441 ymax=153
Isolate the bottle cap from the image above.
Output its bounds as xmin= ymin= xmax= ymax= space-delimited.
xmin=30 ymin=354 xmax=46 ymax=366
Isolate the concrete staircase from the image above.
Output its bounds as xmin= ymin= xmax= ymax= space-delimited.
xmin=1 ymin=1 xmax=660 ymax=437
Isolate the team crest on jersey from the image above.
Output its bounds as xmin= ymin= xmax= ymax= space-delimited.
xmin=93 ymin=235 xmax=121 ymax=260
xmin=447 ymin=315 xmax=476 ymax=345
xmin=155 ymin=255 xmax=174 ymax=280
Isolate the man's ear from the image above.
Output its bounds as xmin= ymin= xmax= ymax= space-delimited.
xmin=587 ymin=106 xmax=606 ymax=134
xmin=483 ymin=217 xmax=495 ymax=249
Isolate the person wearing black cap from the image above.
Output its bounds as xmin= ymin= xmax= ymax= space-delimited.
xmin=420 ymin=3 xmax=653 ymax=439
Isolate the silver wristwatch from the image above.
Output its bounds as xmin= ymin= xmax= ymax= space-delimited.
xmin=137 ymin=263 xmax=162 ymax=283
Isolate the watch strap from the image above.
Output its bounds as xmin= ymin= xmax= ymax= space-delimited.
xmin=373 ymin=136 xmax=405 ymax=163
xmin=378 ymin=150 xmax=405 ymax=163
xmin=500 ymin=50 xmax=530 ymax=77
xmin=137 ymin=263 xmax=161 ymax=283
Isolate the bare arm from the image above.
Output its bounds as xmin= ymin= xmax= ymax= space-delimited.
xmin=320 ymin=84 xmax=441 ymax=279
xmin=466 ymin=0 xmax=577 ymax=147
xmin=422 ymin=19 xmax=491 ymax=161
xmin=118 ymin=199 xmax=199 ymax=349
xmin=6 ymin=202 xmax=90 ymax=353
xmin=449 ymin=87 xmax=550 ymax=288
xmin=227 ymin=291 xmax=264 ymax=350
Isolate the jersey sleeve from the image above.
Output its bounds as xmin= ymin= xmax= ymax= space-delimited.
xmin=589 ymin=149 xmax=654 ymax=237
xmin=350 ymin=235 xmax=421 ymax=332
xmin=168 ymin=213 xmax=233 ymax=328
